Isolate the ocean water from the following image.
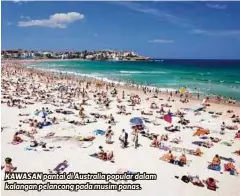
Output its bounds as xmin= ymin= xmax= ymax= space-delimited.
xmin=29 ymin=59 xmax=240 ymax=100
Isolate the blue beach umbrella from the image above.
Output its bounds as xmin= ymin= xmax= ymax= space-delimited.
xmin=130 ymin=117 xmax=144 ymax=125
xmin=93 ymin=129 xmax=105 ymax=136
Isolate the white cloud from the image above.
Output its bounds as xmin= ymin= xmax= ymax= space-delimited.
xmin=115 ymin=2 xmax=192 ymax=28
xmin=148 ymin=39 xmax=174 ymax=43
xmin=18 ymin=12 xmax=84 ymax=28
xmin=13 ymin=0 xmax=26 ymax=5
xmin=20 ymin=15 xmax=31 ymax=20
xmin=206 ymin=4 xmax=227 ymax=10
xmin=191 ymin=29 xmax=240 ymax=37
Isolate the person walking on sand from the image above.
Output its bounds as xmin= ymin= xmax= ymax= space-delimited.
xmin=79 ymin=104 xmax=84 ymax=120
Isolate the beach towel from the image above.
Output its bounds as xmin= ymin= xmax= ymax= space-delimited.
xmin=159 ymin=145 xmax=170 ymax=151
xmin=24 ymin=146 xmax=37 ymax=151
xmin=50 ymin=161 xmax=69 ymax=173
xmin=171 ymin=147 xmax=182 ymax=152
xmin=220 ymin=141 xmax=233 ymax=146
xmin=11 ymin=141 xmax=23 ymax=145
xmin=89 ymin=153 xmax=114 ymax=163
xmin=79 ymin=142 xmax=93 ymax=148
xmin=208 ymin=164 xmax=221 ymax=171
xmin=183 ymin=148 xmax=195 ymax=155
xmin=193 ymin=129 xmax=209 ymax=136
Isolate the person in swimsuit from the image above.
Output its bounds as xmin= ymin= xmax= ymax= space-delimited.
xmin=1 ymin=157 xmax=17 ymax=173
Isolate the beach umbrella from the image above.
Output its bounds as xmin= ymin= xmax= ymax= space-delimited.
xmin=93 ymin=129 xmax=105 ymax=136
xmin=163 ymin=114 xmax=172 ymax=123
xmin=130 ymin=117 xmax=144 ymax=125
xmin=96 ymin=81 xmax=103 ymax=87
xmin=179 ymin=86 xmax=186 ymax=94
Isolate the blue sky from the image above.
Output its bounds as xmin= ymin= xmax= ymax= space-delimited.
xmin=2 ymin=1 xmax=240 ymax=59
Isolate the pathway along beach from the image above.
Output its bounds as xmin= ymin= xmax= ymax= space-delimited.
xmin=1 ymin=60 xmax=240 ymax=196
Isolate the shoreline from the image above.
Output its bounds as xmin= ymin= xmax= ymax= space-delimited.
xmin=2 ymin=59 xmax=240 ymax=107
xmin=6 ymin=59 xmax=240 ymax=107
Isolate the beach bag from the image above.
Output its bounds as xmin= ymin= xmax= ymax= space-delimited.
xmin=181 ymin=175 xmax=190 ymax=183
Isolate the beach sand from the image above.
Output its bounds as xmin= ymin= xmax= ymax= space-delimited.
xmin=1 ymin=61 xmax=240 ymax=196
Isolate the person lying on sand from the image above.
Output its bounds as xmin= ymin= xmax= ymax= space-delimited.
xmin=171 ymin=137 xmax=183 ymax=144
xmin=12 ymin=132 xmax=24 ymax=143
xmin=194 ymin=148 xmax=203 ymax=156
xmin=188 ymin=175 xmax=204 ymax=187
xmin=150 ymin=102 xmax=158 ymax=109
xmin=205 ymin=177 xmax=218 ymax=191
xmin=233 ymin=149 xmax=240 ymax=156
xmin=1 ymin=157 xmax=17 ymax=173
xmin=150 ymin=135 xmax=160 ymax=147
xmin=160 ymin=150 xmax=175 ymax=163
xmin=235 ymin=131 xmax=240 ymax=139
xmin=165 ymin=125 xmax=180 ymax=132
xmin=141 ymin=111 xmax=153 ymax=116
xmin=224 ymin=160 xmax=239 ymax=175
xmin=161 ymin=134 xmax=168 ymax=141
xmin=97 ymin=146 xmax=107 ymax=160
xmin=210 ymin=154 xmax=221 ymax=167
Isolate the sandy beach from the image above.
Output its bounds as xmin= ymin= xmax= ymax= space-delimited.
xmin=1 ymin=60 xmax=240 ymax=196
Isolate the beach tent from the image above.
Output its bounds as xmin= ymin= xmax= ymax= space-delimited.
xmin=130 ymin=117 xmax=144 ymax=125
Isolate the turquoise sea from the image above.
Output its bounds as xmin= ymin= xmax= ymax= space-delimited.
xmin=29 ymin=59 xmax=240 ymax=100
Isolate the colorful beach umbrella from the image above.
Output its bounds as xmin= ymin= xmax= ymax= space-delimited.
xmin=130 ymin=117 xmax=144 ymax=125
xmin=179 ymin=86 xmax=186 ymax=94
xmin=96 ymin=81 xmax=103 ymax=87
xmin=163 ymin=114 xmax=172 ymax=123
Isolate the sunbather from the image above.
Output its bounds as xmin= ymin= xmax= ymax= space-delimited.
xmin=97 ymin=146 xmax=107 ymax=160
xmin=161 ymin=134 xmax=168 ymax=141
xmin=208 ymin=154 xmax=221 ymax=169
xmin=141 ymin=111 xmax=153 ymax=116
xmin=194 ymin=148 xmax=203 ymax=156
xmin=235 ymin=131 xmax=240 ymax=139
xmin=233 ymin=149 xmax=240 ymax=155
xmin=160 ymin=150 xmax=175 ymax=163
xmin=12 ymin=132 xmax=23 ymax=143
xmin=150 ymin=135 xmax=160 ymax=147
xmin=224 ymin=160 xmax=239 ymax=175
xmin=189 ymin=175 xmax=204 ymax=187
xmin=178 ymin=154 xmax=187 ymax=166
xmin=205 ymin=177 xmax=218 ymax=191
